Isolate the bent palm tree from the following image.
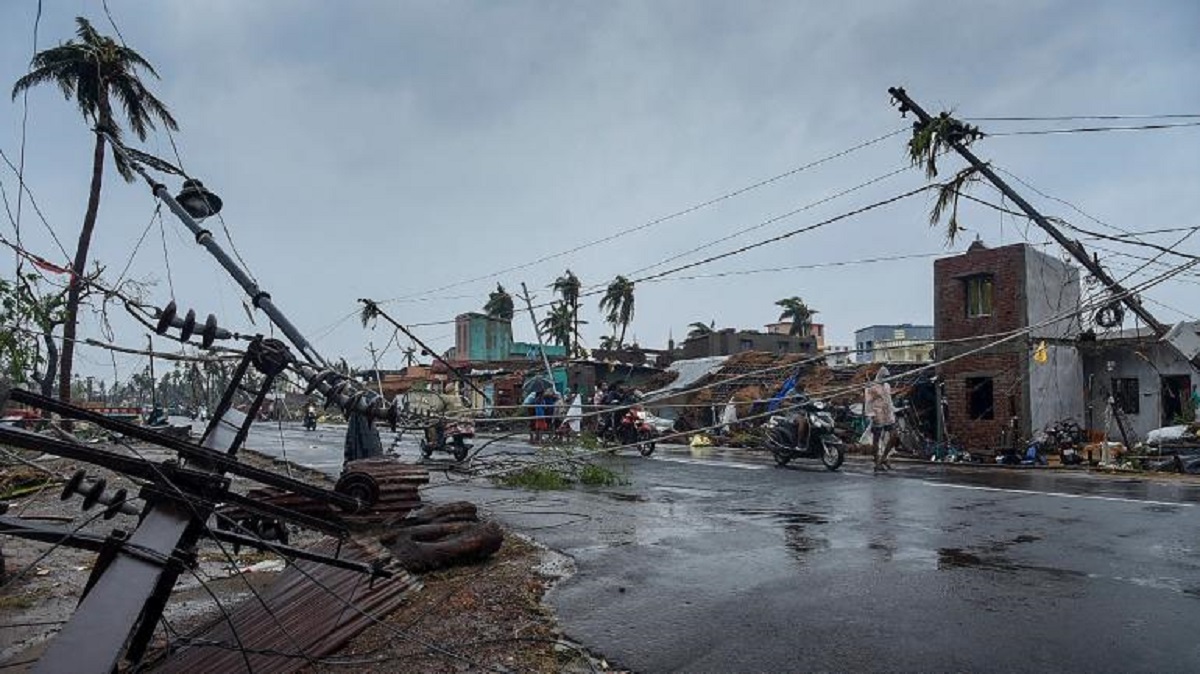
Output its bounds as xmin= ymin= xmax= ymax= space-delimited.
xmin=598 ymin=276 xmax=635 ymax=348
xmin=775 ymin=297 xmax=817 ymax=337
xmin=483 ymin=283 xmax=514 ymax=320
xmin=686 ymin=322 xmax=714 ymax=340
xmin=552 ymin=269 xmax=582 ymax=356
xmin=13 ymin=17 xmax=178 ymax=403
xmin=540 ymin=302 xmax=573 ymax=350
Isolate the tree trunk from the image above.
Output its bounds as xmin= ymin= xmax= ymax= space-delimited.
xmin=39 ymin=326 xmax=58 ymax=398
xmin=57 ymin=124 xmax=108 ymax=405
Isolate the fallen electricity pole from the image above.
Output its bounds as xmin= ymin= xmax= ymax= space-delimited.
xmin=0 ymin=133 xmax=441 ymax=672
xmin=888 ymin=86 xmax=1200 ymax=367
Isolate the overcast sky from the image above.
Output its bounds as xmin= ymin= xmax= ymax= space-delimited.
xmin=2 ymin=0 xmax=1198 ymax=382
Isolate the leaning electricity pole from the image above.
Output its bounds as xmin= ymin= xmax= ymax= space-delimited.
xmin=519 ymin=282 xmax=557 ymax=387
xmin=887 ymin=87 xmax=1168 ymax=335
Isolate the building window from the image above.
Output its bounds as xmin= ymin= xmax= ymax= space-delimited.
xmin=894 ymin=329 xmax=906 ymax=340
xmin=966 ymin=377 xmax=994 ymax=420
xmin=965 ymin=275 xmax=994 ymax=317
xmin=1111 ymin=378 xmax=1139 ymax=414
xmin=739 ymin=338 xmax=754 ymax=351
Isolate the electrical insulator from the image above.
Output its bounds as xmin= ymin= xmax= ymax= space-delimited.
xmin=154 ymin=300 xmax=234 ymax=348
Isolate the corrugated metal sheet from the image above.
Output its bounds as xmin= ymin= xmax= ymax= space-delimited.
xmin=642 ymin=356 xmax=729 ymax=400
xmin=156 ymin=538 xmax=419 ymax=674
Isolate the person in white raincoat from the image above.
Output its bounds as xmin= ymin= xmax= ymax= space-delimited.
xmin=565 ymin=392 xmax=583 ymax=435
xmin=864 ymin=366 xmax=897 ymax=471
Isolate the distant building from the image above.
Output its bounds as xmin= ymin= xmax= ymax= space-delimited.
xmin=455 ymin=313 xmax=566 ymax=363
xmin=854 ymin=324 xmax=934 ymax=364
xmin=765 ymin=321 xmax=825 ymax=349
xmin=823 ymin=345 xmax=854 ymax=367
xmin=678 ymin=327 xmax=817 ymax=360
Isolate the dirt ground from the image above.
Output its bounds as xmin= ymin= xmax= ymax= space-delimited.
xmin=0 ymin=442 xmax=612 ymax=672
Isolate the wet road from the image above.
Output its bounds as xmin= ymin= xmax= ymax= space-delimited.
xmin=245 ymin=423 xmax=1200 ymax=673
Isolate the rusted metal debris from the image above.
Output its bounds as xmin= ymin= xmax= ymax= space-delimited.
xmin=217 ymin=459 xmax=431 ymax=536
xmin=154 ymin=538 xmax=419 ymax=674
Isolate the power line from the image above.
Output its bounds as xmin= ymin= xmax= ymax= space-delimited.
xmin=627 ymin=163 xmax=912 ymax=278
xmin=988 ymin=121 xmax=1200 ymax=136
xmin=379 ymin=127 xmax=908 ymax=304
xmin=638 ymin=251 xmax=944 ymax=283
xmin=968 ymin=113 xmax=1200 ymax=122
xmin=0 ymin=147 xmax=70 ymax=259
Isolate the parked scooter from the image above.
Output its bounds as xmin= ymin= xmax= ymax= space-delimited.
xmin=419 ymin=418 xmax=475 ymax=462
xmin=764 ymin=394 xmax=845 ymax=470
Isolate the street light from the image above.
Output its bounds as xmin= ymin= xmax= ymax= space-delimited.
xmin=174 ymin=179 xmax=223 ymax=221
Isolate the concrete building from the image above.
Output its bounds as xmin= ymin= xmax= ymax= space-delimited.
xmin=823 ymin=345 xmax=854 ymax=367
xmin=677 ymin=327 xmax=817 ymax=360
xmin=765 ymin=321 xmax=825 ymax=349
xmin=855 ymin=324 xmax=934 ymax=363
xmin=933 ymin=241 xmax=1084 ymax=451
xmin=454 ymin=313 xmax=566 ymax=363
xmin=1080 ymin=327 xmax=1199 ymax=441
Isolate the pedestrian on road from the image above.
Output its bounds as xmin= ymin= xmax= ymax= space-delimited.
xmin=865 ymin=366 xmax=897 ymax=472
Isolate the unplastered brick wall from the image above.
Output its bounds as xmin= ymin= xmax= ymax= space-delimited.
xmin=934 ymin=243 xmax=1026 ymax=345
xmin=939 ymin=351 xmax=1024 ymax=451
xmin=934 ymin=243 xmax=1033 ymax=452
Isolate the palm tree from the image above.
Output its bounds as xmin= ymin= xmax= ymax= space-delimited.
xmin=686 ymin=322 xmax=714 ymax=340
xmin=598 ymin=275 xmax=635 ymax=348
xmin=540 ymin=302 xmax=573 ymax=351
xmin=775 ymin=297 xmax=817 ymax=337
xmin=552 ymin=269 xmax=582 ymax=356
xmin=483 ymin=283 xmax=514 ymax=320
xmin=13 ymin=17 xmax=178 ymax=403
xmin=598 ymin=335 xmax=620 ymax=352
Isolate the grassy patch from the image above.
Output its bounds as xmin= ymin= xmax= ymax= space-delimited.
xmin=0 ymin=586 xmax=50 ymax=610
xmin=578 ymin=462 xmax=626 ymax=487
xmin=496 ymin=466 xmax=572 ymax=491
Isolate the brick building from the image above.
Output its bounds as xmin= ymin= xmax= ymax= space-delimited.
xmin=933 ymin=241 xmax=1083 ymax=451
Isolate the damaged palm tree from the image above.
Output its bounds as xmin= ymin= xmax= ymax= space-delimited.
xmin=13 ymin=17 xmax=179 ymax=406
xmin=903 ymin=109 xmax=986 ymax=243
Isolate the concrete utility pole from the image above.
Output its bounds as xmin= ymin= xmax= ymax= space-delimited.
xmin=520 ymin=282 xmax=557 ymax=388
xmin=888 ymin=87 xmax=1168 ymax=337
xmin=366 ymin=341 xmax=385 ymax=397
xmin=146 ymin=334 xmax=157 ymax=409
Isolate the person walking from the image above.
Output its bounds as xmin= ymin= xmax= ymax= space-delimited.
xmin=865 ymin=366 xmax=897 ymax=472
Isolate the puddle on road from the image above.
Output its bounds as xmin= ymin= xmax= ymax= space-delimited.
xmin=603 ymin=492 xmax=648 ymax=503
xmin=731 ymin=508 xmax=829 ymax=526
xmin=937 ymin=547 xmax=1086 ymax=580
xmin=651 ymin=485 xmax=728 ymax=499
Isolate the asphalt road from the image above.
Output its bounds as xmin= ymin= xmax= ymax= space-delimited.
xmin=245 ymin=423 xmax=1200 ymax=673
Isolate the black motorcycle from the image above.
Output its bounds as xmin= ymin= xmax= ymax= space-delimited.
xmin=764 ymin=395 xmax=845 ymax=470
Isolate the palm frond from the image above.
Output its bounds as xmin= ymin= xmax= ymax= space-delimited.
xmin=907 ymin=112 xmax=984 ymax=179
xmin=929 ymin=165 xmax=983 ymax=244
xmin=359 ymin=301 xmax=380 ymax=328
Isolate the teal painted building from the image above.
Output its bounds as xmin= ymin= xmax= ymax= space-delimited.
xmin=455 ymin=313 xmax=567 ymax=362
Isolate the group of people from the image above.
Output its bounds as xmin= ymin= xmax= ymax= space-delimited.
xmin=521 ymin=381 xmax=643 ymax=444
xmin=522 ymin=387 xmax=576 ymax=444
